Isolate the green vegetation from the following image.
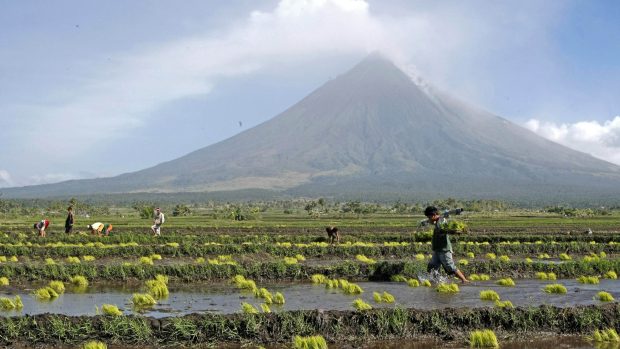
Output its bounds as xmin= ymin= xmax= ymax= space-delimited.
xmin=543 ymin=284 xmax=568 ymax=294
xmin=352 ymin=298 xmax=372 ymax=310
xmin=496 ymin=278 xmax=515 ymax=287
xmin=82 ymin=341 xmax=107 ymax=349
xmin=132 ymin=293 xmax=156 ymax=308
xmin=577 ymin=276 xmax=600 ymax=284
xmin=437 ymin=283 xmax=459 ymax=293
xmin=100 ymin=304 xmax=122 ymax=316
xmin=480 ymin=290 xmax=500 ymax=301
xmin=590 ymin=328 xmax=620 ymax=342
xmin=293 ymin=335 xmax=328 ymax=349
xmin=596 ymin=292 xmax=614 ymax=302
xmin=469 ymin=329 xmax=499 ymax=348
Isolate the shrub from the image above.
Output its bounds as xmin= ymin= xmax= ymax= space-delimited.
xmin=479 ymin=290 xmax=500 ymax=301
xmin=293 ymin=335 xmax=328 ymax=349
xmin=596 ymin=291 xmax=614 ymax=302
xmin=496 ymin=278 xmax=515 ymax=287
xmin=469 ymin=329 xmax=499 ymax=348
xmin=543 ymin=284 xmax=567 ymax=294
xmin=352 ymin=298 xmax=372 ymax=311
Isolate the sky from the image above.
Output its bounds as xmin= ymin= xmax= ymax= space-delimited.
xmin=1 ymin=0 xmax=619 ymax=188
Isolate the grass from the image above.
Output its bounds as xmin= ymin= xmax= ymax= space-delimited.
xmin=577 ymin=276 xmax=600 ymax=284
xmin=82 ymin=341 xmax=107 ymax=349
xmin=422 ymin=280 xmax=432 ymax=287
xmin=496 ymin=278 xmax=515 ymax=286
xmin=232 ymin=275 xmax=257 ymax=291
xmin=591 ymin=328 xmax=620 ymax=342
xmin=479 ymin=290 xmax=500 ymax=301
xmin=437 ymin=283 xmax=459 ymax=293
xmin=101 ymin=304 xmax=123 ymax=316
xmin=469 ymin=329 xmax=499 ymax=348
xmin=467 ymin=252 xmax=475 ymax=258
xmin=543 ymin=284 xmax=567 ymax=294
xmin=352 ymin=298 xmax=372 ymax=310
xmin=82 ymin=255 xmax=96 ymax=261
xmin=132 ymin=293 xmax=157 ymax=308
xmin=596 ymin=291 xmax=615 ymax=302
xmin=341 ymin=282 xmax=364 ymax=295
xmin=293 ymin=335 xmax=328 ymax=349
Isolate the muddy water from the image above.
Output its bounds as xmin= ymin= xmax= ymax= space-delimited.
xmin=0 ymin=279 xmax=617 ymax=318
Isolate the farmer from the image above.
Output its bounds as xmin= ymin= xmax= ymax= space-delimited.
xmin=326 ymin=226 xmax=339 ymax=244
xmin=151 ymin=207 xmax=165 ymax=236
xmin=423 ymin=206 xmax=469 ymax=283
xmin=87 ymin=222 xmax=113 ymax=236
xmin=33 ymin=219 xmax=50 ymax=237
xmin=65 ymin=206 xmax=74 ymax=233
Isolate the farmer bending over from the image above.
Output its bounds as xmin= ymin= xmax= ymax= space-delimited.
xmin=87 ymin=222 xmax=113 ymax=236
xmin=33 ymin=219 xmax=50 ymax=237
xmin=423 ymin=206 xmax=469 ymax=283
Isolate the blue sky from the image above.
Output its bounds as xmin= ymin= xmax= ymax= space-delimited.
xmin=1 ymin=0 xmax=619 ymax=187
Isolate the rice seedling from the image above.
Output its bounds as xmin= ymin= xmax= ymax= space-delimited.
xmin=590 ymin=328 xmax=620 ymax=342
xmin=415 ymin=253 xmax=426 ymax=261
xmin=155 ymin=274 xmax=168 ymax=284
xmin=407 ymin=279 xmax=420 ymax=287
xmin=82 ymin=341 xmax=107 ymax=349
xmin=150 ymin=254 xmax=162 ymax=260
xmin=543 ymin=284 xmax=567 ymax=294
xmin=559 ymin=253 xmax=571 ymax=261
xmin=0 ymin=256 xmax=6 ymax=262
xmin=139 ymin=256 xmax=153 ymax=265
xmin=0 ymin=296 xmax=22 ymax=311
xmin=469 ymin=329 xmax=499 ymax=348
xmin=494 ymin=300 xmax=513 ymax=308
xmin=604 ymin=271 xmax=617 ymax=279
xmin=391 ymin=275 xmax=407 ymax=282
xmin=467 ymin=252 xmax=475 ymax=258
xmin=241 ymin=302 xmax=258 ymax=314
xmin=295 ymin=254 xmax=306 ymax=261
xmin=293 ymin=335 xmax=328 ymax=349
xmin=373 ymin=292 xmax=382 ymax=303
xmin=422 ymin=280 xmax=432 ymax=287
xmin=499 ymin=255 xmax=510 ymax=262
xmin=485 ymin=253 xmax=496 ymax=260
xmin=459 ymin=259 xmax=469 ymax=266
xmin=382 ymin=291 xmax=395 ymax=303
xmin=45 ymin=258 xmax=55 ymax=265
xmin=48 ymin=281 xmax=65 ymax=294
xmin=82 ymin=255 xmax=96 ymax=262
xmin=596 ymin=291 xmax=614 ymax=302
xmin=437 ymin=283 xmax=459 ymax=293
xmin=8 ymin=256 xmax=17 ymax=262
xmin=600 ymin=251 xmax=607 ymax=258
xmin=70 ymin=275 xmax=89 ymax=288
xmin=577 ymin=276 xmax=599 ymax=284
xmin=254 ymin=288 xmax=273 ymax=304
xmin=33 ymin=287 xmax=59 ymax=301
xmin=273 ymin=292 xmax=285 ymax=305
xmin=0 ymin=277 xmax=8 ymax=286
xmin=195 ymin=257 xmax=206 ymax=264
xmin=538 ymin=253 xmax=550 ymax=259
xmin=547 ymin=272 xmax=557 ymax=280
xmin=260 ymin=303 xmax=271 ymax=313
xmin=583 ymin=255 xmax=600 ymax=263
xmin=342 ymin=282 xmax=364 ymax=295
xmin=101 ymin=304 xmax=123 ymax=316
xmin=311 ymin=274 xmax=327 ymax=284
xmin=325 ymin=279 xmax=339 ymax=289
xmin=352 ymin=298 xmax=372 ymax=310
xmin=166 ymin=242 xmax=180 ymax=248
xmin=525 ymin=257 xmax=533 ymax=264
xmin=132 ymin=293 xmax=156 ymax=307
xmin=283 ymin=257 xmax=298 ymax=265
xmin=66 ymin=256 xmax=81 ymax=264
xmin=535 ymin=272 xmax=548 ymax=280
xmin=479 ymin=290 xmax=500 ymax=301
xmin=470 ymin=274 xmax=490 ymax=281
xmin=356 ymin=254 xmax=376 ymax=264
xmin=496 ymin=278 xmax=515 ymax=287
xmin=147 ymin=281 xmax=169 ymax=299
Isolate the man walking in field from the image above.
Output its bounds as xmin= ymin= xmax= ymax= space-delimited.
xmin=151 ymin=207 xmax=165 ymax=236
xmin=423 ymin=206 xmax=469 ymax=283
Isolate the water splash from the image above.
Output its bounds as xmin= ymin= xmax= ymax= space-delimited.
xmin=417 ymin=270 xmax=448 ymax=285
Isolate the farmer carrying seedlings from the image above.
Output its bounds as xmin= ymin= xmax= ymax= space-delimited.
xmin=87 ymin=222 xmax=113 ymax=236
xmin=422 ymin=206 xmax=469 ymax=283
xmin=33 ymin=219 xmax=50 ymax=237
xmin=151 ymin=207 xmax=165 ymax=236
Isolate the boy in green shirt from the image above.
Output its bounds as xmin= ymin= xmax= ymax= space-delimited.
xmin=424 ymin=206 xmax=469 ymax=283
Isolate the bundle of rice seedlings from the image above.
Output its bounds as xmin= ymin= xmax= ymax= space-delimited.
xmin=603 ymin=270 xmax=617 ymax=279
xmin=132 ymin=293 xmax=156 ymax=307
xmin=82 ymin=341 xmax=107 ymax=349
xmin=273 ymin=292 xmax=285 ymax=305
xmin=440 ymin=220 xmax=467 ymax=233
xmin=325 ymin=279 xmax=339 ymax=289
xmin=192 ymin=256 xmax=205 ymax=264
xmin=543 ymin=284 xmax=567 ymax=294
xmin=535 ymin=272 xmax=548 ymax=280
xmin=0 ymin=277 xmax=8 ymax=286
xmin=45 ymin=258 xmax=55 ymax=265
xmin=241 ymin=302 xmax=258 ymax=314
xmin=34 ymin=287 xmax=59 ymax=300
xmin=283 ymin=257 xmax=298 ymax=265
xmin=352 ymin=298 xmax=372 ymax=310
xmin=407 ymin=279 xmax=420 ymax=287
xmin=342 ymin=283 xmax=364 ymax=295
xmin=538 ymin=253 xmax=550 ymax=259
xmin=547 ymin=273 xmax=557 ymax=280
xmin=260 ymin=303 xmax=271 ymax=313
xmin=295 ymin=254 xmax=306 ymax=261
xmin=470 ymin=274 xmax=490 ymax=281
xmin=600 ymin=251 xmax=607 ymax=258
xmin=479 ymin=290 xmax=500 ymax=301
xmin=415 ymin=254 xmax=426 ymax=261
xmin=373 ymin=292 xmax=382 ymax=303
xmin=494 ymin=300 xmax=513 ymax=308
xmin=311 ymin=274 xmax=327 ymax=284
xmin=147 ymin=281 xmax=169 ymax=300
xmin=139 ymin=256 xmax=153 ymax=265
xmin=499 ymin=255 xmax=510 ymax=262
xmin=525 ymin=258 xmax=533 ymax=264
xmin=391 ymin=275 xmax=407 ymax=282
xmin=496 ymin=278 xmax=515 ymax=287
xmin=382 ymin=291 xmax=395 ymax=303
xmin=70 ymin=275 xmax=89 ymax=288
xmin=82 ymin=255 xmax=96 ymax=262
xmin=591 ymin=328 xmax=620 ymax=342
xmin=422 ymin=280 xmax=432 ymax=287
xmin=166 ymin=242 xmax=179 ymax=248
xmin=0 ymin=256 xmax=6 ymax=262
xmin=66 ymin=256 xmax=81 ymax=264
xmin=355 ymin=254 xmax=376 ymax=264
xmin=150 ymin=254 xmax=162 ymax=260
xmin=254 ymin=288 xmax=273 ymax=304
xmin=469 ymin=329 xmax=499 ymax=348
xmin=48 ymin=281 xmax=65 ymax=294
xmin=485 ymin=253 xmax=496 ymax=260
xmin=437 ymin=283 xmax=459 ymax=293
xmin=293 ymin=335 xmax=328 ymax=349
xmin=559 ymin=253 xmax=571 ymax=261
xmin=8 ymin=256 xmax=17 ymax=262
xmin=101 ymin=304 xmax=122 ymax=316
xmin=0 ymin=296 xmax=19 ymax=310
xmin=459 ymin=259 xmax=469 ymax=266
xmin=596 ymin=291 xmax=615 ymax=302
xmin=577 ymin=276 xmax=599 ymax=284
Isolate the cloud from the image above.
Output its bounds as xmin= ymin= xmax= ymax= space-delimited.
xmin=524 ymin=116 xmax=620 ymax=165
xmin=0 ymin=170 xmax=13 ymax=188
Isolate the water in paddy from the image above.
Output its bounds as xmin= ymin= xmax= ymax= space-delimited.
xmin=0 ymin=279 xmax=617 ymax=318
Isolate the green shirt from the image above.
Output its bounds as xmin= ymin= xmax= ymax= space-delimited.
xmin=431 ymin=218 xmax=452 ymax=252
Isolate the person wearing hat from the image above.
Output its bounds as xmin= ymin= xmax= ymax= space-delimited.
xmin=151 ymin=208 xmax=165 ymax=236
xmin=87 ymin=222 xmax=113 ymax=236
xmin=33 ymin=219 xmax=50 ymax=237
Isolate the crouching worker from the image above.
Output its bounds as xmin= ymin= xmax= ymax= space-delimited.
xmin=87 ymin=222 xmax=113 ymax=236
xmin=424 ymin=206 xmax=469 ymax=283
xmin=34 ymin=219 xmax=50 ymax=237
xmin=326 ymin=226 xmax=339 ymax=244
